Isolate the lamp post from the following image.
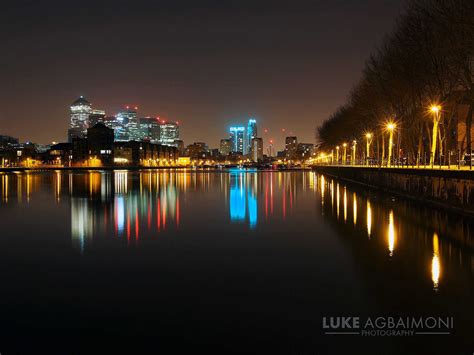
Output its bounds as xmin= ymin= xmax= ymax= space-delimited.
xmin=336 ymin=146 xmax=340 ymax=165
xmin=352 ymin=140 xmax=357 ymax=165
xmin=365 ymin=133 xmax=372 ymax=166
xmin=386 ymin=123 xmax=395 ymax=168
xmin=342 ymin=143 xmax=347 ymax=165
xmin=430 ymin=105 xmax=441 ymax=167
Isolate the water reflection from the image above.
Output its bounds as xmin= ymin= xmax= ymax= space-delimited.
xmin=315 ymin=172 xmax=474 ymax=293
xmin=1 ymin=170 xmax=473 ymax=294
xmin=432 ymin=233 xmax=441 ymax=290
xmin=388 ymin=210 xmax=396 ymax=257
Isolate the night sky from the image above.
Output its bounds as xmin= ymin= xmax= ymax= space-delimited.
xmin=1 ymin=0 xmax=402 ymax=149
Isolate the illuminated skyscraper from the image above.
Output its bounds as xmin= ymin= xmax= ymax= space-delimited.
xmin=114 ymin=106 xmax=137 ymax=141
xmin=139 ymin=117 xmax=161 ymax=143
xmin=68 ymin=96 xmax=92 ymax=142
xmin=246 ymin=119 xmax=257 ymax=155
xmin=160 ymin=122 xmax=180 ymax=146
xmin=230 ymin=126 xmax=245 ymax=153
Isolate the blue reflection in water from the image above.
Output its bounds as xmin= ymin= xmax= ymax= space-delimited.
xmin=116 ymin=196 xmax=125 ymax=234
xmin=229 ymin=172 xmax=257 ymax=228
xmin=248 ymin=193 xmax=257 ymax=228
xmin=230 ymin=181 xmax=246 ymax=221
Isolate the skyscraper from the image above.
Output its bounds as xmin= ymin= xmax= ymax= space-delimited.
xmin=250 ymin=137 xmax=263 ymax=162
xmin=139 ymin=117 xmax=161 ymax=143
xmin=87 ymin=109 xmax=106 ymax=128
xmin=114 ymin=106 xmax=137 ymax=141
xmin=160 ymin=122 xmax=180 ymax=146
xmin=68 ymin=96 xmax=92 ymax=142
xmin=230 ymin=126 xmax=245 ymax=153
xmin=246 ymin=119 xmax=257 ymax=155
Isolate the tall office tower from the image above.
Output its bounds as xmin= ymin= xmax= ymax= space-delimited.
xmin=219 ymin=138 xmax=232 ymax=156
xmin=160 ymin=122 xmax=179 ymax=146
xmin=246 ymin=119 xmax=257 ymax=155
xmin=114 ymin=106 xmax=137 ymax=141
xmin=127 ymin=117 xmax=141 ymax=141
xmin=88 ymin=109 xmax=106 ymax=127
xmin=230 ymin=126 xmax=245 ymax=153
xmin=285 ymin=136 xmax=298 ymax=159
xmin=68 ymin=96 xmax=92 ymax=142
xmin=139 ymin=117 xmax=161 ymax=143
xmin=250 ymin=137 xmax=263 ymax=162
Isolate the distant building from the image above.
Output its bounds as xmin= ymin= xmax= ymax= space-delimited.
xmin=297 ymin=143 xmax=314 ymax=159
xmin=230 ymin=126 xmax=245 ymax=153
xmin=185 ymin=142 xmax=208 ymax=159
xmin=88 ymin=109 xmax=106 ymax=127
xmin=246 ymin=119 xmax=257 ymax=155
xmin=114 ymin=141 xmax=178 ymax=166
xmin=173 ymin=139 xmax=185 ymax=155
xmin=220 ymin=138 xmax=232 ymax=156
xmin=250 ymin=137 xmax=263 ymax=162
xmin=139 ymin=117 xmax=161 ymax=143
xmin=87 ymin=123 xmax=114 ymax=165
xmin=114 ymin=107 xmax=137 ymax=141
xmin=285 ymin=136 xmax=298 ymax=159
xmin=0 ymin=135 xmax=19 ymax=148
xmin=160 ymin=122 xmax=180 ymax=146
xmin=68 ymin=96 xmax=92 ymax=142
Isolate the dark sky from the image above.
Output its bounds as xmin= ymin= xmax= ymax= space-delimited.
xmin=0 ymin=0 xmax=402 ymax=150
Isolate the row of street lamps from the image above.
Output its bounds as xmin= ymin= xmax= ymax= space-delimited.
xmin=318 ymin=105 xmax=445 ymax=168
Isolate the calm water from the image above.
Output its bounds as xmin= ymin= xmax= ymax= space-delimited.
xmin=0 ymin=170 xmax=473 ymax=354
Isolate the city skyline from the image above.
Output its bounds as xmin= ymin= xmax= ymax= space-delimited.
xmin=1 ymin=0 xmax=402 ymax=148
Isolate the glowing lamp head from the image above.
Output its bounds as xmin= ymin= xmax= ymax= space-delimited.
xmin=365 ymin=133 xmax=372 ymax=139
xmin=336 ymin=146 xmax=340 ymax=150
xmin=343 ymin=143 xmax=347 ymax=148
xmin=430 ymin=105 xmax=441 ymax=113
xmin=386 ymin=123 xmax=395 ymax=131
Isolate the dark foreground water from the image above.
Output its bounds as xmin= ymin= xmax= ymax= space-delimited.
xmin=0 ymin=170 xmax=473 ymax=354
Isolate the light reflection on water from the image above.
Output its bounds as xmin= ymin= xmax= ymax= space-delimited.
xmin=1 ymin=170 xmax=474 ymax=352
xmin=0 ymin=170 xmax=473 ymax=293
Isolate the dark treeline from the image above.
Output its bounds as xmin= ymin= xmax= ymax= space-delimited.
xmin=318 ymin=0 xmax=474 ymax=164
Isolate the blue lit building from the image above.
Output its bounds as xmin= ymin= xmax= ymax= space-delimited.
xmin=230 ymin=126 xmax=245 ymax=153
xmin=246 ymin=119 xmax=257 ymax=155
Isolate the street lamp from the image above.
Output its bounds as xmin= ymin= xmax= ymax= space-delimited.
xmin=352 ymin=140 xmax=357 ymax=165
xmin=342 ymin=143 xmax=347 ymax=165
xmin=386 ymin=122 xmax=396 ymax=167
xmin=365 ymin=133 xmax=373 ymax=166
xmin=429 ymin=105 xmax=441 ymax=167
xmin=336 ymin=146 xmax=340 ymax=165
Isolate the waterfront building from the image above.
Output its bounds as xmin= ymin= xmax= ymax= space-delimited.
xmin=87 ymin=123 xmax=114 ymax=165
xmin=246 ymin=119 xmax=257 ymax=155
xmin=297 ymin=143 xmax=314 ymax=159
xmin=285 ymin=136 xmax=298 ymax=159
xmin=173 ymin=139 xmax=185 ymax=155
xmin=250 ymin=137 xmax=263 ymax=162
xmin=185 ymin=142 xmax=208 ymax=159
xmin=68 ymin=96 xmax=92 ymax=142
xmin=220 ymin=138 xmax=232 ymax=157
xmin=230 ymin=126 xmax=245 ymax=153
